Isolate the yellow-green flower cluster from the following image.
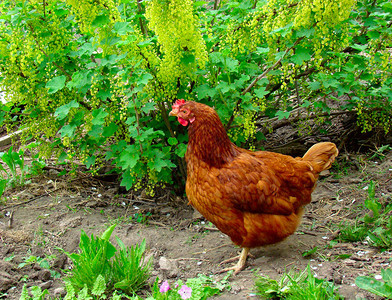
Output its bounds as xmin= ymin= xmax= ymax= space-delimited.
xmin=145 ymin=0 xmax=208 ymax=86
xmin=261 ymin=0 xmax=356 ymax=64
xmin=293 ymin=0 xmax=355 ymax=29
xmin=66 ymin=0 xmax=121 ymax=34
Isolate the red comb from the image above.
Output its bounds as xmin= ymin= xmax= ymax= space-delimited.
xmin=173 ymin=99 xmax=185 ymax=107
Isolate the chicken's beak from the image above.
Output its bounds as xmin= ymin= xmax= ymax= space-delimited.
xmin=169 ymin=109 xmax=177 ymax=117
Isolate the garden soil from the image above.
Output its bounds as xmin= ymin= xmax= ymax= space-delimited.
xmin=0 ymin=152 xmax=391 ymax=299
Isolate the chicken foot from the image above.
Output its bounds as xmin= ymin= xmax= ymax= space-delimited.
xmin=219 ymin=247 xmax=250 ymax=275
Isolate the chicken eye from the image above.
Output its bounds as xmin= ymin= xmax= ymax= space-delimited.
xmin=181 ymin=110 xmax=187 ymax=114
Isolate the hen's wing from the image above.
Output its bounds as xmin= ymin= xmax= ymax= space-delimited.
xmin=216 ymin=150 xmax=316 ymax=215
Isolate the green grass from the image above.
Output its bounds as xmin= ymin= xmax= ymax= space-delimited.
xmin=335 ymin=181 xmax=392 ymax=251
xmin=255 ymin=265 xmax=343 ymax=299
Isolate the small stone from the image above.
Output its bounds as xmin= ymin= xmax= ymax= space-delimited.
xmin=59 ymin=216 xmax=83 ymax=229
xmin=48 ymin=169 xmax=59 ymax=176
xmin=53 ymin=254 xmax=67 ymax=269
xmin=31 ymin=269 xmax=51 ymax=281
xmin=159 ymin=257 xmax=179 ymax=278
xmin=39 ymin=280 xmax=52 ymax=290
xmin=54 ymin=287 xmax=67 ymax=297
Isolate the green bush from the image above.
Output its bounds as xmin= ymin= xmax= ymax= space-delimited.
xmin=0 ymin=0 xmax=391 ymax=193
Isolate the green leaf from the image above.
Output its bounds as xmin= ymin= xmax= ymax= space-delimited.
xmin=103 ymin=123 xmax=118 ymax=138
xmin=224 ymin=57 xmax=239 ymax=72
xmin=270 ymin=22 xmax=293 ymax=37
xmin=351 ymin=44 xmax=368 ymax=52
xmin=367 ymin=30 xmax=380 ymax=39
xmin=217 ymin=81 xmax=235 ymax=94
xmin=256 ymin=47 xmax=269 ymax=54
xmin=195 ymin=84 xmax=217 ymax=99
xmin=119 ymin=146 xmax=140 ymax=169
xmin=168 ymin=137 xmax=178 ymax=146
xmin=120 ymin=171 xmax=136 ymax=190
xmin=85 ymin=155 xmax=96 ymax=168
xmin=137 ymin=73 xmax=153 ymax=85
xmin=382 ymin=268 xmax=392 ymax=283
xmin=46 ymin=76 xmax=66 ymax=94
xmin=275 ymin=110 xmax=290 ymax=120
xmin=58 ymin=151 xmax=68 ymax=163
xmin=66 ymin=70 xmax=92 ymax=93
xmin=91 ymin=108 xmax=109 ymax=125
xmin=296 ymin=28 xmax=315 ymax=38
xmin=308 ymin=81 xmax=321 ymax=91
xmin=181 ymin=53 xmax=195 ymax=65
xmin=149 ymin=158 xmax=176 ymax=173
xmin=92 ymin=14 xmax=109 ymax=27
xmin=302 ymin=247 xmax=318 ymax=257
xmin=254 ymin=86 xmax=268 ymax=98
xmin=141 ymin=102 xmax=156 ymax=114
xmin=113 ymin=22 xmax=134 ymax=35
xmin=138 ymin=39 xmax=154 ymax=47
xmin=290 ymin=47 xmax=311 ymax=65
xmin=20 ymin=285 xmax=29 ymax=300
xmin=0 ymin=110 xmax=5 ymax=126
xmin=175 ymin=143 xmax=187 ymax=157
xmin=54 ymin=100 xmax=79 ymax=120
xmin=88 ymin=125 xmax=103 ymax=138
xmin=59 ymin=124 xmax=77 ymax=137
xmin=322 ymin=78 xmax=339 ymax=89
xmin=101 ymin=224 xmax=116 ymax=241
xmin=74 ymin=42 xmax=95 ymax=57
xmin=91 ymin=274 xmax=106 ymax=296
xmin=356 ymin=276 xmax=392 ymax=298
xmin=101 ymin=53 xmax=127 ymax=66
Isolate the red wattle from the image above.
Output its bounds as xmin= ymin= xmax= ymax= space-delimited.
xmin=178 ymin=117 xmax=188 ymax=126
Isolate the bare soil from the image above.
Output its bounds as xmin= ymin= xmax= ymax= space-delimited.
xmin=0 ymin=151 xmax=391 ymax=300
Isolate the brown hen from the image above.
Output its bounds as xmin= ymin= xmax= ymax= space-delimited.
xmin=169 ymin=100 xmax=338 ymax=274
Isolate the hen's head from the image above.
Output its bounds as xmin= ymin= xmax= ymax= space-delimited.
xmin=169 ymin=99 xmax=196 ymax=126
xmin=169 ymin=99 xmax=222 ymax=129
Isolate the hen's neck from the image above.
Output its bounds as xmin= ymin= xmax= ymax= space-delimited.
xmin=186 ymin=115 xmax=238 ymax=167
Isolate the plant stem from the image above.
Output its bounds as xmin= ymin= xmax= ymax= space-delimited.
xmin=137 ymin=0 xmax=148 ymax=37
xmin=132 ymin=94 xmax=144 ymax=155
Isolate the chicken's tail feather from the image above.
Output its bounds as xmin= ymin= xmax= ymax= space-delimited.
xmin=302 ymin=142 xmax=338 ymax=174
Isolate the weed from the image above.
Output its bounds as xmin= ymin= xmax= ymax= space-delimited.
xmin=302 ymin=247 xmax=318 ymax=258
xmin=368 ymin=145 xmax=391 ymax=161
xmin=356 ymin=268 xmax=392 ymax=298
xmin=185 ymin=232 xmax=208 ymax=245
xmin=337 ymin=221 xmax=368 ymax=242
xmin=19 ymin=285 xmax=49 ymax=300
xmin=133 ymin=212 xmax=152 ymax=224
xmin=18 ymin=254 xmax=61 ymax=279
xmin=60 ymin=224 xmax=151 ymax=297
xmin=331 ymin=159 xmax=352 ymax=179
xmin=254 ymin=265 xmax=343 ymax=299
xmin=336 ymin=181 xmax=392 ymax=250
xmin=65 ymin=204 xmax=78 ymax=213
xmin=4 ymin=253 xmax=15 ymax=262
xmin=0 ymin=146 xmax=28 ymax=187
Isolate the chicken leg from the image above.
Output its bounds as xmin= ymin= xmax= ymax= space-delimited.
xmin=220 ymin=247 xmax=250 ymax=275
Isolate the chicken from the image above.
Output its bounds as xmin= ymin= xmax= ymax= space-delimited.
xmin=169 ymin=99 xmax=338 ymax=274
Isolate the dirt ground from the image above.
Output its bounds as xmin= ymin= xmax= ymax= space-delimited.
xmin=0 ymin=150 xmax=391 ymax=299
